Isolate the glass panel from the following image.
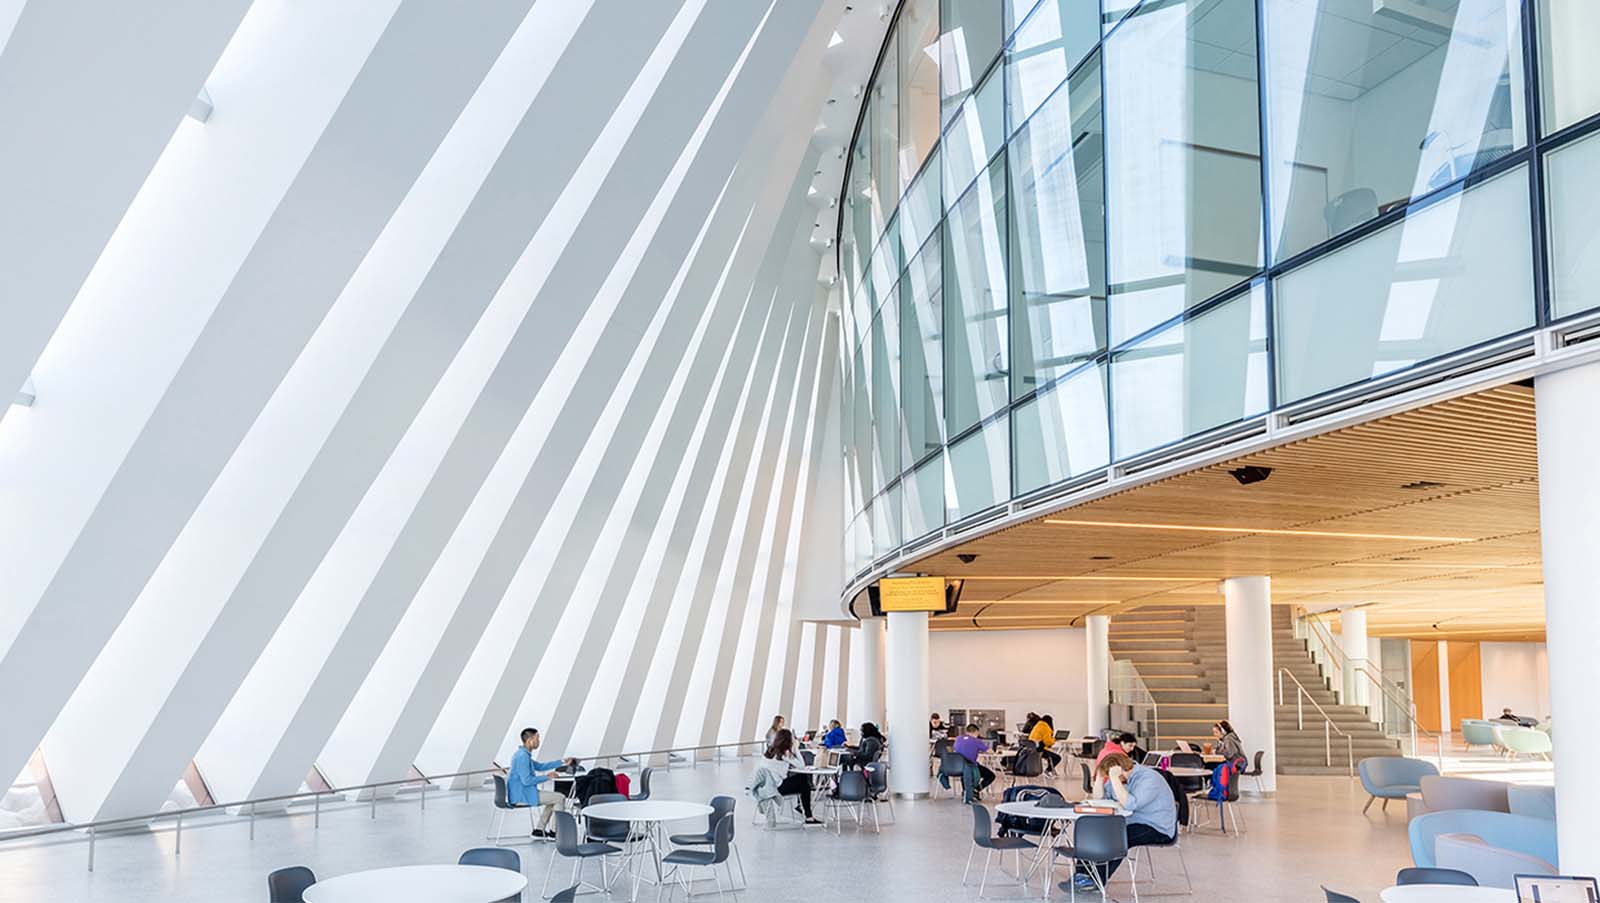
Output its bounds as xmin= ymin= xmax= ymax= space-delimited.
xmin=1112 ymin=284 xmax=1268 ymax=459
xmin=1104 ymin=0 xmax=1264 ymax=345
xmin=1546 ymin=131 xmax=1600 ymax=318
xmin=1009 ymin=53 xmax=1107 ymax=399
xmin=943 ymin=0 xmax=1005 ymax=124
xmin=903 ymin=455 xmax=945 ymax=541
xmin=943 ymin=68 xmax=1005 ymax=205
xmin=1264 ymin=0 xmax=1527 ymax=261
xmin=901 ymin=233 xmax=945 ymax=466
xmin=1102 ymin=0 xmax=1139 ymax=35
xmin=945 ymin=414 xmax=1010 ymax=521
xmin=900 ymin=149 xmax=942 ymax=260
xmin=870 ymin=296 xmax=901 ymax=489
xmin=872 ymin=27 xmax=901 ymax=223
xmin=873 ymin=486 xmax=902 ymax=558
xmin=943 ymin=159 xmax=1010 ymax=434
xmin=1006 ymin=0 xmax=1099 ymax=131
xmin=1538 ymin=0 xmax=1600 ymax=133
xmin=851 ymin=342 xmax=874 ymax=498
xmin=852 ymin=507 xmax=874 ymax=573
xmin=1007 ymin=0 xmax=1041 ymax=37
xmin=1012 ymin=363 xmax=1109 ymax=495
xmin=899 ymin=0 xmax=941 ymax=193
xmin=847 ymin=127 xmax=875 ymax=290
xmin=1275 ymin=165 xmax=1534 ymax=402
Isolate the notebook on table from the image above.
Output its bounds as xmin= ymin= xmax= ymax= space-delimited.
xmin=1516 ymin=875 xmax=1599 ymax=902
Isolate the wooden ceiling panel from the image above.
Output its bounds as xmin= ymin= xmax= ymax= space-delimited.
xmin=908 ymin=385 xmax=1547 ymax=639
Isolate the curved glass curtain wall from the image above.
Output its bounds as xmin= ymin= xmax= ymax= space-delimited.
xmin=837 ymin=0 xmax=1600 ymax=579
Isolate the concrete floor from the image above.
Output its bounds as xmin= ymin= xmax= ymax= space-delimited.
xmin=0 ymin=755 xmax=1450 ymax=903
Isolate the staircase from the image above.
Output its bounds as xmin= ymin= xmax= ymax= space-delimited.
xmin=1108 ymin=605 xmax=1400 ymax=776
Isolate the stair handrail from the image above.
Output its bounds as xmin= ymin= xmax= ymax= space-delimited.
xmin=1351 ymin=662 xmax=1445 ymax=769
xmin=1295 ymin=610 xmax=1347 ymax=702
xmin=1110 ymin=657 xmax=1159 ymax=750
xmin=1276 ymin=666 xmax=1356 ymax=776
xmin=1297 ymin=610 xmax=1416 ymax=713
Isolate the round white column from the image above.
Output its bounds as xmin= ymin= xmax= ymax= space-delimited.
xmin=884 ymin=610 xmax=930 ymax=798
xmin=859 ymin=618 xmax=886 ymax=726
xmin=1339 ymin=607 xmax=1369 ymax=709
xmin=1085 ymin=615 xmax=1110 ymax=737
xmin=1536 ymin=360 xmax=1600 ymax=875
xmin=1222 ymin=576 xmax=1276 ymax=794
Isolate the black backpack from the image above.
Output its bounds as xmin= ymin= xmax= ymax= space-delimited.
xmin=995 ymin=784 xmax=1063 ymax=836
xmin=571 ymin=767 xmax=617 ymax=806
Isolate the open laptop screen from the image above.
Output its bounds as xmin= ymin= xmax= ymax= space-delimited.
xmin=1517 ymin=875 xmax=1600 ymax=903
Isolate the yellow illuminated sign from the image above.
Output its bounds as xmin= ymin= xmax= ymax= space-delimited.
xmin=877 ymin=576 xmax=946 ymax=612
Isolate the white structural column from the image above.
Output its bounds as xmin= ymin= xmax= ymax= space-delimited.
xmin=1339 ymin=607 xmax=1369 ymax=709
xmin=884 ymin=611 xmax=930 ymax=798
xmin=1222 ymin=577 xmax=1276 ymax=793
xmin=1436 ymin=639 xmax=1452 ymax=733
xmin=1085 ymin=615 xmax=1110 ymax=737
xmin=858 ymin=618 xmax=885 ymax=726
xmin=1534 ymin=359 xmax=1600 ymax=875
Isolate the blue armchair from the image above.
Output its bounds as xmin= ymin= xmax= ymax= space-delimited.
xmin=1409 ymin=810 xmax=1558 ymax=888
xmin=1359 ymin=756 xmax=1438 ymax=814
xmin=1507 ymin=784 xmax=1556 ymax=821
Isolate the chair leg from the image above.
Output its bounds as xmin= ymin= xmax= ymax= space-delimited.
xmin=1381 ymin=798 xmax=1389 ymax=812
xmin=1362 ymin=795 xmax=1376 ymax=814
xmin=487 ymin=807 xmax=502 ymax=843
xmin=963 ymin=845 xmax=977 ymax=886
xmin=980 ymin=849 xmax=993 ymax=898
xmin=732 ymin=843 xmax=747 ymax=890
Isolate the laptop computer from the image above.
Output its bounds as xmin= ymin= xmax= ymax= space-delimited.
xmin=1516 ymin=875 xmax=1599 ymax=902
xmin=1142 ymin=752 xmax=1164 ymax=767
xmin=1174 ymin=740 xmax=1195 ymax=753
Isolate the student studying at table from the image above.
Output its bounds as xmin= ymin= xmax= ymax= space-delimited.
xmin=1069 ymin=752 xmax=1178 ymax=893
xmin=820 ymin=720 xmax=847 ymax=749
xmin=507 ymin=727 xmax=577 ymax=838
xmin=939 ymin=724 xmax=996 ymax=800
xmin=1029 ymin=714 xmax=1061 ymax=775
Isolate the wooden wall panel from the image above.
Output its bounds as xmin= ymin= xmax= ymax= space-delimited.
xmin=1411 ymin=640 xmax=1442 ymax=733
xmin=1447 ymin=641 xmax=1484 ymax=729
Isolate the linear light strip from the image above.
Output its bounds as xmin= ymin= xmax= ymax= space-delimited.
xmin=953 ymin=575 xmax=1210 ymax=582
xmin=1041 ymin=518 xmax=1474 ymax=543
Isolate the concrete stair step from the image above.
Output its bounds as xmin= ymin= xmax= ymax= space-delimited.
xmin=1113 ymin=651 xmax=1199 ymax=664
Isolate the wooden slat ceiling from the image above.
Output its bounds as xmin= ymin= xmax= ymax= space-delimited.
xmin=913 ymin=384 xmax=1546 ymax=641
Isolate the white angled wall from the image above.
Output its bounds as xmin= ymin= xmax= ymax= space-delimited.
xmin=0 ymin=0 xmax=861 ymax=824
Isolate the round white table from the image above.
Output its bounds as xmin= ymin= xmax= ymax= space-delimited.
xmin=995 ymin=799 xmax=1130 ymax=892
xmin=302 ymin=865 xmax=527 ymax=903
xmin=582 ymin=799 xmax=715 ymax=901
xmin=1379 ymin=886 xmax=1515 ymax=903
xmin=1164 ymin=766 xmax=1213 ymax=778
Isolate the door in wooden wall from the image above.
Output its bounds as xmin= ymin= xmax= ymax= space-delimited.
xmin=1447 ymin=641 xmax=1484 ymax=730
xmin=1411 ymin=640 xmax=1442 ymax=733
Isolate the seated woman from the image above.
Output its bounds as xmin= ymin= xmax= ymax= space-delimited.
xmin=756 ymin=729 xmax=822 ymax=826
xmin=820 ymin=720 xmax=848 ymax=749
xmin=1070 ymin=752 xmax=1178 ymax=893
xmin=840 ymin=722 xmax=884 ymax=769
xmin=1029 ymin=714 xmax=1061 ymax=775
xmin=1212 ymin=720 xmax=1245 ymax=763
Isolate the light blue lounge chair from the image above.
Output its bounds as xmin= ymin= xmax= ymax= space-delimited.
xmin=1360 ymin=756 xmax=1438 ymax=814
xmin=1409 ymin=810 xmax=1559 ymax=888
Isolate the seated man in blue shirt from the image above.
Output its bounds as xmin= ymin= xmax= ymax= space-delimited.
xmin=1068 ymin=751 xmax=1178 ymax=892
xmin=507 ymin=727 xmax=576 ymax=837
xmin=820 ymin=720 xmax=847 ymax=749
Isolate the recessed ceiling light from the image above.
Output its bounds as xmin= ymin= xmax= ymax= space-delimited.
xmin=829 ymin=31 xmax=844 ymax=47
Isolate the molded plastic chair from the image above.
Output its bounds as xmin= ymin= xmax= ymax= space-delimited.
xmin=1080 ymin=762 xmax=1093 ymax=795
xmin=487 ymin=774 xmax=535 ymax=843
xmin=1241 ymin=750 xmax=1266 ymax=794
xmin=661 ymin=814 xmax=734 ymax=899
xmin=630 ymin=766 xmax=654 ymax=801
xmin=1052 ymin=814 xmax=1128 ymax=900
xmin=1128 ymin=768 xmax=1192 ymax=895
xmin=267 ymin=866 xmax=316 ymax=903
xmin=669 ymin=796 xmax=745 ymax=890
xmin=540 ymin=810 xmax=621 ymax=900
xmin=1397 ymin=867 xmax=1477 ymax=886
xmin=824 ymin=769 xmax=874 ymax=834
xmin=1009 ymin=744 xmax=1045 ymax=787
xmin=1169 ymin=752 xmax=1206 ymax=796
xmin=1461 ymin=719 xmax=1500 ymax=750
xmin=1501 ymin=727 xmax=1553 ymax=760
xmin=582 ymin=793 xmax=631 ymax=844
xmin=1359 ymin=756 xmax=1438 ymax=814
xmin=863 ymin=761 xmax=895 ymax=824
xmin=938 ymin=752 xmax=972 ymax=800
xmin=963 ymin=803 xmax=1036 ymax=897
xmin=1322 ymin=888 xmax=1361 ymax=903
xmin=459 ymin=848 xmax=522 ymax=903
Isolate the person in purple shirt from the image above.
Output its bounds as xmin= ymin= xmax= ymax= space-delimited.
xmin=943 ymin=723 xmax=995 ymax=798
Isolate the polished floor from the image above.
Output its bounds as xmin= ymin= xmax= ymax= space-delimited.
xmin=0 ymin=753 xmax=1451 ymax=902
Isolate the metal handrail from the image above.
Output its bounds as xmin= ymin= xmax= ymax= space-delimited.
xmin=0 ymin=738 xmax=766 ymax=871
xmin=1276 ymin=667 xmax=1356 ymax=776
xmin=1299 ymin=611 xmax=1412 ymax=710
xmin=1351 ymin=663 xmax=1445 ymax=768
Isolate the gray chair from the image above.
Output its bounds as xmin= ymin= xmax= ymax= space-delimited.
xmin=660 ymin=814 xmax=734 ymax=899
xmin=1323 ymin=888 xmax=1361 ymax=903
xmin=1052 ymin=814 xmax=1128 ymax=901
xmin=487 ymin=774 xmax=536 ymax=843
xmin=540 ymin=810 xmax=620 ymax=900
xmin=1242 ymin=750 xmax=1266 ymax=794
xmin=582 ymin=793 xmax=631 ymax=844
xmin=267 ymin=866 xmax=316 ymax=903
xmin=1080 ymin=762 xmax=1093 ymax=795
xmin=963 ymin=803 xmax=1035 ymax=898
xmin=458 ymin=847 xmax=522 ymax=903
xmin=668 ymin=796 xmax=745 ymax=890
xmin=823 ymin=769 xmax=875 ymax=834
xmin=1360 ymin=756 xmax=1438 ymax=814
xmin=630 ymin=766 xmax=654 ymax=801
xmin=863 ymin=761 xmax=895 ymax=824
xmin=1009 ymin=743 xmax=1045 ymax=787
xmin=938 ymin=752 xmax=972 ymax=800
xmin=1398 ymin=867 xmax=1477 ymax=886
